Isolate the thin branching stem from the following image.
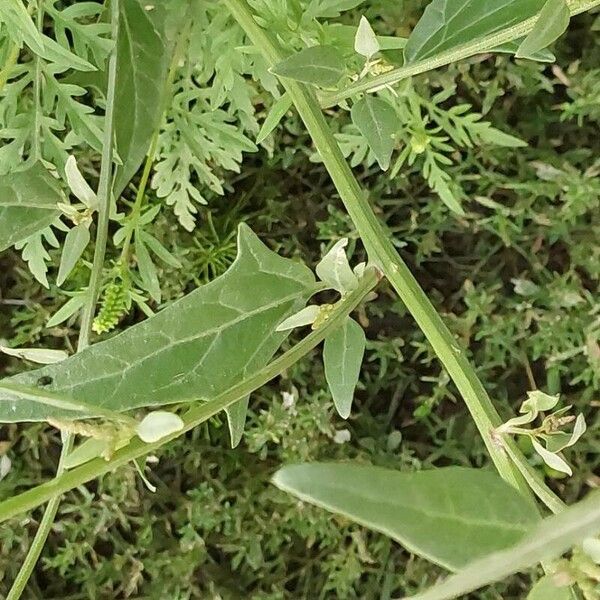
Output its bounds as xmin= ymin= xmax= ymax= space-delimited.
xmin=320 ymin=0 xmax=600 ymax=107
xmin=223 ymin=0 xmax=565 ymax=513
xmin=6 ymin=2 xmax=121 ymax=598
xmin=0 ymin=268 xmax=380 ymax=523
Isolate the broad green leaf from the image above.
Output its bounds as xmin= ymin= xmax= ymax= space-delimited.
xmin=323 ymin=318 xmax=365 ymax=418
xmin=316 ymin=238 xmax=358 ymax=294
xmin=324 ymin=23 xmax=407 ymax=52
xmin=271 ymin=46 xmax=345 ymax=87
xmin=404 ymin=0 xmax=546 ymax=64
xmin=407 ymin=490 xmax=600 ymax=600
xmin=492 ymin=40 xmax=555 ymax=62
xmin=351 ymin=96 xmax=398 ymax=170
xmin=0 ymin=163 xmax=62 ymax=252
xmin=256 ymin=93 xmax=293 ymax=144
xmin=273 ymin=464 xmax=539 ymax=571
xmin=532 ymin=439 xmax=572 ymax=475
xmin=136 ymin=411 xmax=184 ymax=443
xmin=113 ymin=0 xmax=170 ymax=197
xmin=516 ymin=0 xmax=570 ymax=59
xmin=582 ymin=537 xmax=600 ymax=563
xmin=527 ymin=576 xmax=571 ymax=600
xmin=0 ymin=0 xmax=45 ymax=55
xmin=57 ymin=224 xmax=91 ymax=286
xmin=0 ymin=225 xmax=315 ymax=423
xmin=354 ymin=16 xmax=379 ymax=59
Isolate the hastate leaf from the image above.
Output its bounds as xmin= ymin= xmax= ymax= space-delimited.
xmin=273 ymin=464 xmax=539 ymax=571
xmin=323 ymin=317 xmax=365 ymax=418
xmin=113 ymin=0 xmax=170 ymax=197
xmin=351 ymin=96 xmax=398 ymax=171
xmin=404 ymin=0 xmax=546 ymax=64
xmin=271 ymin=45 xmax=345 ymax=87
xmin=0 ymin=225 xmax=316 ymax=422
xmin=0 ymin=163 xmax=62 ymax=252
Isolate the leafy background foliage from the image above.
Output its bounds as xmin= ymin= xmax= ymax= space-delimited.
xmin=0 ymin=0 xmax=599 ymax=597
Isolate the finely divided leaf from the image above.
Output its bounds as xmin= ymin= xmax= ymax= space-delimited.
xmin=272 ymin=46 xmax=345 ymax=87
xmin=273 ymin=464 xmax=539 ymax=571
xmin=351 ymin=96 xmax=398 ymax=170
xmin=113 ymin=0 xmax=170 ymax=197
xmin=323 ymin=318 xmax=365 ymax=418
xmin=0 ymin=225 xmax=315 ymax=423
xmin=516 ymin=0 xmax=570 ymax=59
xmin=404 ymin=0 xmax=546 ymax=64
xmin=407 ymin=490 xmax=600 ymax=600
xmin=0 ymin=164 xmax=62 ymax=252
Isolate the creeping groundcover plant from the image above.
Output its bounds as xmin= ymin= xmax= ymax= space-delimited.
xmin=0 ymin=0 xmax=599 ymax=598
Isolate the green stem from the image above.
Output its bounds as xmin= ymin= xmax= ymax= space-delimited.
xmin=7 ymin=3 xmax=121 ymax=598
xmin=0 ymin=268 xmax=379 ymax=523
xmin=31 ymin=0 xmax=43 ymax=160
xmin=320 ymin=0 xmax=600 ymax=107
xmin=223 ymin=0 xmax=564 ymax=512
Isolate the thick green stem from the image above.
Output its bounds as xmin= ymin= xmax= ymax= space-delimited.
xmin=7 ymin=3 xmax=121 ymax=598
xmin=320 ymin=0 xmax=600 ymax=107
xmin=223 ymin=0 xmax=565 ymax=512
xmin=0 ymin=268 xmax=379 ymax=523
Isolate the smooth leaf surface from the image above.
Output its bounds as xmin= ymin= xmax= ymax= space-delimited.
xmin=57 ymin=224 xmax=91 ymax=286
xmin=404 ymin=0 xmax=546 ymax=63
xmin=273 ymin=464 xmax=539 ymax=571
xmin=316 ymin=238 xmax=358 ymax=294
xmin=113 ymin=0 xmax=170 ymax=197
xmin=0 ymin=225 xmax=315 ymax=422
xmin=354 ymin=16 xmax=379 ymax=59
xmin=0 ymin=163 xmax=63 ymax=252
xmin=256 ymin=93 xmax=293 ymax=144
xmin=351 ymin=96 xmax=398 ymax=170
xmin=407 ymin=490 xmax=600 ymax=600
xmin=323 ymin=317 xmax=365 ymax=418
xmin=516 ymin=0 xmax=570 ymax=58
xmin=492 ymin=39 xmax=555 ymax=62
xmin=526 ymin=576 xmax=571 ymax=600
xmin=271 ymin=45 xmax=345 ymax=87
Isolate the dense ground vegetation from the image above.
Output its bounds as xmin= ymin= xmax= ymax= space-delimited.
xmin=0 ymin=0 xmax=599 ymax=598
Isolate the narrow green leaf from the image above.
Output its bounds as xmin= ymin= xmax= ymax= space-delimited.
xmin=492 ymin=40 xmax=555 ymax=62
xmin=0 ymin=346 xmax=68 ymax=365
xmin=0 ymin=164 xmax=62 ymax=252
xmin=271 ymin=45 xmax=345 ymax=87
xmin=64 ymin=155 xmax=97 ymax=209
xmin=273 ymin=464 xmax=539 ymax=571
xmin=407 ymin=490 xmax=600 ymax=600
xmin=113 ymin=0 xmax=170 ymax=197
xmin=527 ymin=576 xmax=572 ymax=600
xmin=351 ymin=96 xmax=398 ymax=170
xmin=135 ymin=234 xmax=161 ymax=303
xmin=57 ymin=224 xmax=91 ymax=286
xmin=46 ymin=295 xmax=86 ymax=328
xmin=225 ymin=394 xmax=249 ymax=448
xmin=276 ymin=305 xmax=320 ymax=331
xmin=64 ymin=438 xmax=110 ymax=470
xmin=141 ymin=231 xmax=182 ymax=268
xmin=323 ymin=317 xmax=365 ymax=418
xmin=306 ymin=0 xmax=366 ymax=19
xmin=0 ymin=225 xmax=315 ymax=422
xmin=0 ymin=0 xmax=45 ymax=55
xmin=532 ymin=439 xmax=572 ymax=475
xmin=516 ymin=0 xmax=570 ymax=59
xmin=404 ymin=0 xmax=546 ymax=64
xmin=256 ymin=93 xmax=293 ymax=144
